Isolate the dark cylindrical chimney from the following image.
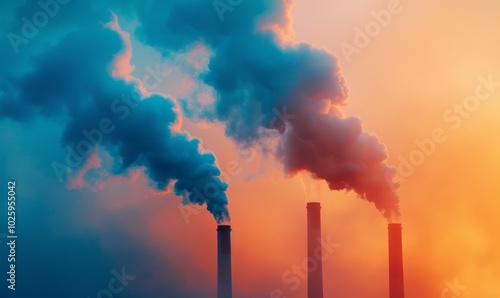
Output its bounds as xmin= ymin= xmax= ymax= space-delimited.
xmin=307 ymin=202 xmax=324 ymax=298
xmin=388 ymin=223 xmax=405 ymax=298
xmin=217 ymin=225 xmax=232 ymax=298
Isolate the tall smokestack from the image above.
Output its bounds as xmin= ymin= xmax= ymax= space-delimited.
xmin=217 ymin=225 xmax=232 ymax=298
xmin=307 ymin=202 xmax=324 ymax=298
xmin=388 ymin=223 xmax=405 ymax=298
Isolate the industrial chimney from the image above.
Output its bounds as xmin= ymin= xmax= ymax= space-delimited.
xmin=307 ymin=202 xmax=324 ymax=298
xmin=388 ymin=223 xmax=405 ymax=298
xmin=217 ymin=225 xmax=233 ymax=298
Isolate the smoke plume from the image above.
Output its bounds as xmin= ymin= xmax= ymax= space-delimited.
xmin=0 ymin=11 xmax=230 ymax=223
xmin=131 ymin=0 xmax=400 ymax=219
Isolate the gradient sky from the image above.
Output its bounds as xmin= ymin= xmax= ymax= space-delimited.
xmin=1 ymin=0 xmax=500 ymax=297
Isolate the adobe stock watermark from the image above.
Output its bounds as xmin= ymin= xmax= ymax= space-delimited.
xmin=179 ymin=106 xmax=296 ymax=223
xmin=7 ymin=0 xmax=72 ymax=54
xmin=213 ymin=0 xmax=243 ymax=21
xmin=339 ymin=0 xmax=404 ymax=63
xmin=179 ymin=146 xmax=258 ymax=224
xmin=51 ymin=93 xmax=141 ymax=182
xmin=441 ymin=278 xmax=466 ymax=298
xmin=87 ymin=267 xmax=135 ymax=298
xmin=392 ymin=74 xmax=499 ymax=183
xmin=270 ymin=236 xmax=340 ymax=298
xmin=51 ymin=62 xmax=170 ymax=182
xmin=270 ymin=106 xmax=296 ymax=132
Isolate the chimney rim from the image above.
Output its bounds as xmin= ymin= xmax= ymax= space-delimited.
xmin=217 ymin=224 xmax=232 ymax=231
xmin=306 ymin=202 xmax=321 ymax=208
xmin=388 ymin=223 xmax=402 ymax=229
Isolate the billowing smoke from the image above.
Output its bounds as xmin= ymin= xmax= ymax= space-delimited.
xmin=131 ymin=0 xmax=400 ymax=219
xmin=0 ymin=11 xmax=230 ymax=223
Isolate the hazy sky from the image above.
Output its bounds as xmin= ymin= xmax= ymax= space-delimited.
xmin=1 ymin=0 xmax=499 ymax=297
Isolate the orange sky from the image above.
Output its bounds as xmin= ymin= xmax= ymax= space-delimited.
xmin=82 ymin=1 xmax=500 ymax=297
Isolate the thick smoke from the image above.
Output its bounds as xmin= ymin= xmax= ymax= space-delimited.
xmin=0 ymin=11 xmax=230 ymax=223
xmin=131 ymin=0 xmax=400 ymax=219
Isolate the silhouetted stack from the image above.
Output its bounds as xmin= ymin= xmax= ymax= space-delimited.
xmin=217 ymin=225 xmax=232 ymax=298
xmin=388 ymin=223 xmax=405 ymax=298
xmin=307 ymin=202 xmax=324 ymax=298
